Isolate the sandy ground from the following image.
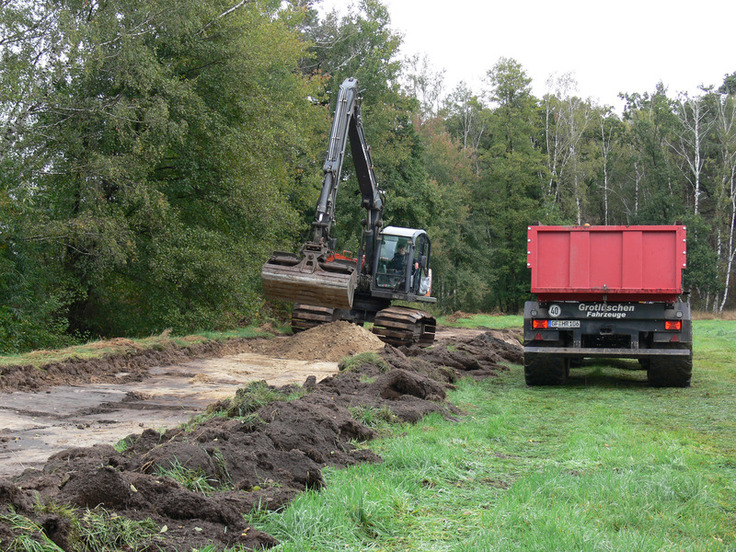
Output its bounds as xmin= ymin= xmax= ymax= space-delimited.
xmin=0 ymin=354 xmax=344 ymax=478
xmin=0 ymin=326 xmax=490 ymax=478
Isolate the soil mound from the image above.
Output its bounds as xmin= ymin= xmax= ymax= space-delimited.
xmin=247 ymin=321 xmax=386 ymax=361
xmin=0 ymin=329 xmax=522 ymax=551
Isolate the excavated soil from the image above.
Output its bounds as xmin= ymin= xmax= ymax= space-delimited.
xmin=245 ymin=320 xmax=387 ymax=361
xmin=0 ymin=323 xmax=522 ymax=551
xmin=0 ymin=322 xmax=386 ymax=394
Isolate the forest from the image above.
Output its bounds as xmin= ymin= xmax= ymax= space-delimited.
xmin=0 ymin=0 xmax=734 ymax=353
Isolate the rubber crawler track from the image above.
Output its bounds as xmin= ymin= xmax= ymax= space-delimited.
xmin=292 ymin=305 xmax=436 ymax=347
xmin=291 ymin=304 xmax=336 ymax=333
xmin=372 ymin=306 xmax=436 ymax=347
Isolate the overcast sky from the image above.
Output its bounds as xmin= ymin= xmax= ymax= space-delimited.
xmin=317 ymin=0 xmax=736 ymax=109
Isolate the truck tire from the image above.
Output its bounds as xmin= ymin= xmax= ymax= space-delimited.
xmin=524 ymin=354 xmax=568 ymax=386
xmin=647 ymin=351 xmax=692 ymax=387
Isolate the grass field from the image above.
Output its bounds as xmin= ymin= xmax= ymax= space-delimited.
xmin=249 ymin=318 xmax=736 ymax=551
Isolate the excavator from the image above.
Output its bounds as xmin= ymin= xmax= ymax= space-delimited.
xmin=261 ymin=77 xmax=437 ymax=346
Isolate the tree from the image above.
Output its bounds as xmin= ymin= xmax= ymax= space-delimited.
xmin=596 ymin=107 xmax=620 ymax=224
xmin=22 ymin=0 xmax=323 ymax=336
xmin=402 ymin=53 xmax=445 ymax=120
xmin=542 ymin=73 xmax=592 ymax=223
xmin=415 ymin=116 xmax=482 ymax=311
xmin=671 ymin=93 xmax=715 ymax=215
xmin=712 ymin=82 xmax=736 ymax=311
xmin=0 ymin=0 xmax=82 ymax=350
xmin=442 ymin=82 xmax=488 ymax=173
xmin=622 ymin=84 xmax=682 ymax=224
xmin=475 ymin=58 xmax=546 ymax=311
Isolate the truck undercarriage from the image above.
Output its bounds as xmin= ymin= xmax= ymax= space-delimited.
xmin=523 ymin=299 xmax=693 ymax=386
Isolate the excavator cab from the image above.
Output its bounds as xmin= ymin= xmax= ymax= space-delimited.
xmin=374 ymin=226 xmax=432 ymax=298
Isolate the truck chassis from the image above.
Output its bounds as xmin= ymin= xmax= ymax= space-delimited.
xmin=523 ymin=300 xmax=692 ymax=387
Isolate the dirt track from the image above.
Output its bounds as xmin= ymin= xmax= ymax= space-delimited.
xmin=0 ymin=323 xmax=522 ymax=551
xmin=0 ymin=325 xmax=499 ymax=478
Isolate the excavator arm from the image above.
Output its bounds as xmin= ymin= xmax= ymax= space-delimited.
xmin=261 ymin=77 xmax=383 ymax=309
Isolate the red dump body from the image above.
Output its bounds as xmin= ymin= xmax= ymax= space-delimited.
xmin=527 ymin=225 xmax=687 ymax=302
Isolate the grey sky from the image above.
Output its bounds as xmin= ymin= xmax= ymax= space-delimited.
xmin=318 ymin=0 xmax=736 ymax=108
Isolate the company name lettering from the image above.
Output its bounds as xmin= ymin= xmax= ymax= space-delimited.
xmin=578 ymin=304 xmax=634 ymax=319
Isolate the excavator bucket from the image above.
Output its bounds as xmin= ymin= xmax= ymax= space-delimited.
xmin=261 ymin=251 xmax=357 ymax=310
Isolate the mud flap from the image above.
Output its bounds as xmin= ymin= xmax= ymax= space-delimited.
xmin=262 ymin=251 xmax=357 ymax=310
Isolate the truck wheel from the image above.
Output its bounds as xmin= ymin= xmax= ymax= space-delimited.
xmin=524 ymin=354 xmax=568 ymax=386
xmin=647 ymin=352 xmax=692 ymax=387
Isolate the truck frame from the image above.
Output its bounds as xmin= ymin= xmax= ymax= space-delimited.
xmin=523 ymin=225 xmax=693 ymax=387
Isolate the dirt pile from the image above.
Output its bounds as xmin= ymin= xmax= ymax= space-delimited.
xmin=0 ymin=329 xmax=522 ymax=551
xmin=245 ymin=321 xmax=386 ymax=361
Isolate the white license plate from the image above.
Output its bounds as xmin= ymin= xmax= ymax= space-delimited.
xmin=549 ymin=320 xmax=581 ymax=329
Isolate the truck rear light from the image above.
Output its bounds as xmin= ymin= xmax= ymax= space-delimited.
xmin=532 ymin=319 xmax=549 ymax=329
xmin=665 ymin=321 xmax=682 ymax=331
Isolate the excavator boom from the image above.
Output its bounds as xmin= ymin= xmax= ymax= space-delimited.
xmin=261 ymin=78 xmax=382 ymax=310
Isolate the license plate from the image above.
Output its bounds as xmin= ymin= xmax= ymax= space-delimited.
xmin=549 ymin=320 xmax=581 ymax=329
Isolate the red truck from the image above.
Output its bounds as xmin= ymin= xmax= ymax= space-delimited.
xmin=523 ymin=225 xmax=692 ymax=387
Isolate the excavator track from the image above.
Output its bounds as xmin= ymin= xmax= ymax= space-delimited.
xmin=291 ymin=304 xmax=337 ymax=333
xmin=372 ymin=306 xmax=436 ymax=347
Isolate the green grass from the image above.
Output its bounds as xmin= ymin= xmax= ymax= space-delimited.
xmin=1 ymin=505 xmax=159 ymax=552
xmin=348 ymin=405 xmax=399 ymax=430
xmin=340 ymin=352 xmax=392 ymax=374
xmin=224 ymin=380 xmax=305 ymax=418
xmin=249 ymin=318 xmax=736 ymax=551
xmin=0 ymin=510 xmax=64 ymax=552
xmin=155 ymin=458 xmax=223 ymax=495
xmin=437 ymin=313 xmax=524 ymax=330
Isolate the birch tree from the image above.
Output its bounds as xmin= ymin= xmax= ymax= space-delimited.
xmin=443 ymin=82 xmax=487 ymax=173
xmin=713 ymin=85 xmax=736 ymax=312
xmin=403 ymin=53 xmax=445 ymax=119
xmin=543 ymin=73 xmax=591 ymax=223
xmin=671 ymin=93 xmax=714 ymax=214
xmin=598 ymin=108 xmax=616 ymax=224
